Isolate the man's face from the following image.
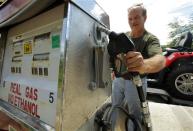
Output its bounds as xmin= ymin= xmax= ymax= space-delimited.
xmin=128 ymin=7 xmax=146 ymax=31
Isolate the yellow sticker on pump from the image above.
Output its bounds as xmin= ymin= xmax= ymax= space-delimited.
xmin=23 ymin=41 xmax=32 ymax=54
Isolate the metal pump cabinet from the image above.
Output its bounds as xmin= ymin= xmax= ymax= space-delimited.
xmin=0 ymin=0 xmax=111 ymax=130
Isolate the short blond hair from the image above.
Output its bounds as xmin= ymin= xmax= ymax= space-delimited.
xmin=128 ymin=3 xmax=147 ymax=16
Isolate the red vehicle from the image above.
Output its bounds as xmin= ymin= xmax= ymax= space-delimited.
xmin=148 ymin=32 xmax=193 ymax=101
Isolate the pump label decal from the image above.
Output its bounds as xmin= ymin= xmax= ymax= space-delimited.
xmin=23 ymin=41 xmax=32 ymax=54
xmin=8 ymin=82 xmax=40 ymax=118
xmin=52 ymin=35 xmax=60 ymax=48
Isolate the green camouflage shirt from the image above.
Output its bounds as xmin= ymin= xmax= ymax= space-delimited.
xmin=125 ymin=30 xmax=162 ymax=59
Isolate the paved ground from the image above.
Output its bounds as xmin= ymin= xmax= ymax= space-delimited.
xmin=147 ymin=89 xmax=193 ymax=131
xmin=149 ymin=102 xmax=193 ymax=131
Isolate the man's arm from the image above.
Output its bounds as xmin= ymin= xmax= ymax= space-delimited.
xmin=143 ymin=54 xmax=166 ymax=74
xmin=125 ymin=51 xmax=165 ymax=74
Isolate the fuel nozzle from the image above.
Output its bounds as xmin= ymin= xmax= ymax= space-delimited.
xmin=96 ymin=25 xmax=135 ymax=77
xmin=97 ymin=25 xmax=135 ymax=54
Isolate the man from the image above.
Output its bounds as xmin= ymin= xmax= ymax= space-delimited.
xmin=111 ymin=3 xmax=166 ymax=131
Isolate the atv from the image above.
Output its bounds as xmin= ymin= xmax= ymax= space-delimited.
xmin=147 ymin=32 xmax=193 ymax=101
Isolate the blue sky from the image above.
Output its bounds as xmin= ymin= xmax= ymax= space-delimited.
xmin=96 ymin=0 xmax=193 ymax=45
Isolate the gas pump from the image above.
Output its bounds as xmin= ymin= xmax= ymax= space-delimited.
xmin=0 ymin=0 xmax=111 ymax=131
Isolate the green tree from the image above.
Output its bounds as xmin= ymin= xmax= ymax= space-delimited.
xmin=167 ymin=14 xmax=193 ymax=47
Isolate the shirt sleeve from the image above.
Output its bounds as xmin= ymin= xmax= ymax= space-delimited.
xmin=147 ymin=35 xmax=163 ymax=57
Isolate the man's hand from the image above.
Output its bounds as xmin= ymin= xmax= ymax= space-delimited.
xmin=125 ymin=51 xmax=146 ymax=74
xmin=125 ymin=51 xmax=166 ymax=74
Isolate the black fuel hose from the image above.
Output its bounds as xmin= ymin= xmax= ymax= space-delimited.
xmin=114 ymin=106 xmax=143 ymax=131
xmin=94 ymin=103 xmax=143 ymax=131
